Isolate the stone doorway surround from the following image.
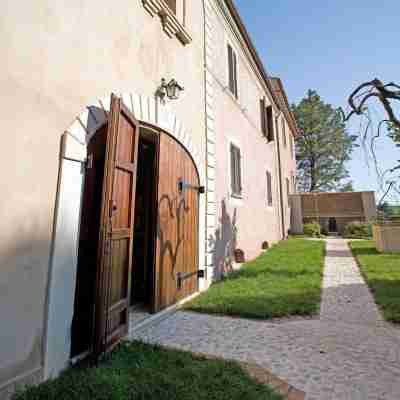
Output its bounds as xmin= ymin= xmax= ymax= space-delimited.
xmin=43 ymin=92 xmax=207 ymax=380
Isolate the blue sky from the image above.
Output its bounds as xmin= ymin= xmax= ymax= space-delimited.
xmin=235 ymin=0 xmax=400 ymax=202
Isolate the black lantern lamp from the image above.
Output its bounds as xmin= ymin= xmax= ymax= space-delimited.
xmin=157 ymin=78 xmax=184 ymax=103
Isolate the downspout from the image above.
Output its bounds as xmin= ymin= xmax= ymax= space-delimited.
xmin=202 ymin=0 xmax=208 ymax=280
xmin=275 ymin=115 xmax=286 ymax=239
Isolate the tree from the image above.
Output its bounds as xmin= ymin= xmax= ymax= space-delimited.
xmin=292 ymin=90 xmax=356 ymax=192
xmin=338 ymin=181 xmax=354 ymax=192
xmin=342 ymin=78 xmax=400 ymax=200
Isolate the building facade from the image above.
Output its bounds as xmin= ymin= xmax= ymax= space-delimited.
xmin=290 ymin=191 xmax=377 ymax=235
xmin=0 ymin=0 xmax=297 ymax=397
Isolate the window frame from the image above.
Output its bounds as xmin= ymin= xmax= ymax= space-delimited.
xmin=142 ymin=0 xmax=191 ymax=45
xmin=227 ymin=43 xmax=239 ymax=99
xmin=266 ymin=170 xmax=273 ymax=207
xmin=260 ymin=98 xmax=274 ymax=142
xmin=286 ymin=177 xmax=290 ymax=202
xmin=230 ymin=142 xmax=242 ymax=198
xmin=282 ymin=118 xmax=287 ymax=148
xmin=266 ymin=106 xmax=274 ymax=142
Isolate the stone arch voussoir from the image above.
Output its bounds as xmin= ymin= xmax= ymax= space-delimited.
xmin=64 ymin=92 xmax=205 ymax=185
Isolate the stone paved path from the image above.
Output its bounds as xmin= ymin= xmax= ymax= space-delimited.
xmin=130 ymin=239 xmax=400 ymax=400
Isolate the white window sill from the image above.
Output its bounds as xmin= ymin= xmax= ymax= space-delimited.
xmin=142 ymin=0 xmax=192 ymax=45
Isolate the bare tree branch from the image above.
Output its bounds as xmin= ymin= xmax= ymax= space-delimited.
xmin=342 ymin=78 xmax=400 ymax=129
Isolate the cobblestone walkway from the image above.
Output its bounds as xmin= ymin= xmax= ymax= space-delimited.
xmin=130 ymin=239 xmax=400 ymax=400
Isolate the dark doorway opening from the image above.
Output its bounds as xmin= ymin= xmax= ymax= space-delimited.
xmin=130 ymin=133 xmax=158 ymax=311
xmin=329 ymin=217 xmax=338 ymax=233
xmin=70 ymin=125 xmax=107 ymax=358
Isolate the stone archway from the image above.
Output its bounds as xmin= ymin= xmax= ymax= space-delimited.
xmin=43 ymin=92 xmax=206 ymax=380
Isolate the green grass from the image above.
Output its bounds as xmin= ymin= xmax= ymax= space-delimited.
xmin=350 ymin=240 xmax=400 ymax=323
xmin=186 ymin=238 xmax=325 ymax=319
xmin=14 ymin=342 xmax=282 ymax=400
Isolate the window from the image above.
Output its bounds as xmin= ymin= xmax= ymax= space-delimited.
xmin=286 ymin=177 xmax=290 ymax=200
xmin=260 ymin=98 xmax=274 ymax=142
xmin=266 ymin=171 xmax=273 ymax=207
xmin=142 ymin=0 xmax=190 ymax=45
xmin=230 ymin=143 xmax=242 ymax=196
xmin=165 ymin=0 xmax=177 ymax=13
xmin=292 ymin=175 xmax=296 ymax=193
xmin=282 ymin=119 xmax=287 ymax=147
xmin=227 ymin=44 xmax=238 ymax=99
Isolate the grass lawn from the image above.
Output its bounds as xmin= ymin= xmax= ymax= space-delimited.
xmin=186 ymin=238 xmax=325 ymax=319
xmin=350 ymin=240 xmax=400 ymax=323
xmin=14 ymin=342 xmax=283 ymax=400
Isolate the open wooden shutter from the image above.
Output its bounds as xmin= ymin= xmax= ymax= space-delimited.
xmin=267 ymin=106 xmax=274 ymax=142
xmin=94 ymin=95 xmax=139 ymax=355
xmin=228 ymin=44 xmax=234 ymax=95
xmin=267 ymin=171 xmax=273 ymax=206
xmin=260 ymin=97 xmax=267 ymax=136
xmin=232 ymin=50 xmax=238 ymax=98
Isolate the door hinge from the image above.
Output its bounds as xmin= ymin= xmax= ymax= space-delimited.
xmin=177 ymin=270 xmax=205 ymax=290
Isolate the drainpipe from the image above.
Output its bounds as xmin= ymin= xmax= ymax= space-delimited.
xmin=275 ymin=115 xmax=286 ymax=240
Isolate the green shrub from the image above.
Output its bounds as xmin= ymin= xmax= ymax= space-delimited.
xmin=343 ymin=221 xmax=372 ymax=238
xmin=304 ymin=222 xmax=322 ymax=237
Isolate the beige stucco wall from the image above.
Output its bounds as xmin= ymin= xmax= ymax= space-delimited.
xmin=0 ymin=0 xmax=205 ymax=390
xmin=207 ymin=1 xmax=295 ymax=276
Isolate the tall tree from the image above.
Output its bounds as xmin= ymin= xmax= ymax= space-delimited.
xmin=292 ymin=90 xmax=356 ymax=192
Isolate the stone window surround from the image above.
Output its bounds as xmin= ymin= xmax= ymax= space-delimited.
xmin=142 ymin=0 xmax=191 ymax=45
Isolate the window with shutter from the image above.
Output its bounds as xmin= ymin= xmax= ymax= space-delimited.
xmin=230 ymin=143 xmax=242 ymax=196
xmin=260 ymin=97 xmax=267 ymax=136
xmin=286 ymin=177 xmax=290 ymax=200
xmin=266 ymin=106 xmax=274 ymax=142
xmin=227 ymin=44 xmax=238 ymax=99
xmin=282 ymin=119 xmax=287 ymax=147
xmin=266 ymin=171 xmax=273 ymax=207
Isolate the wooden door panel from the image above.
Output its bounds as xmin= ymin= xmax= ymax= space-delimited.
xmin=94 ymin=95 xmax=139 ymax=355
xmin=153 ymin=134 xmax=199 ymax=312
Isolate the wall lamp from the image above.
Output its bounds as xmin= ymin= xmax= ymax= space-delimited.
xmin=156 ymin=78 xmax=184 ymax=103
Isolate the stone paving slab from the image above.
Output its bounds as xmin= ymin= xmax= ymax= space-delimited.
xmin=130 ymin=239 xmax=400 ymax=400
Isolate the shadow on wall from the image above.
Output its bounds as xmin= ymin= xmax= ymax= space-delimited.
xmin=208 ymin=200 xmax=238 ymax=281
xmin=157 ymin=193 xmax=190 ymax=289
xmin=0 ymin=236 xmax=50 ymax=385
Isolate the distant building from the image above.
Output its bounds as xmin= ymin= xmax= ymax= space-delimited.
xmin=290 ymin=192 xmax=377 ymax=234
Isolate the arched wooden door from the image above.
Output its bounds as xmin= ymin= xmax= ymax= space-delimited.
xmin=153 ymin=133 xmax=200 ymax=312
